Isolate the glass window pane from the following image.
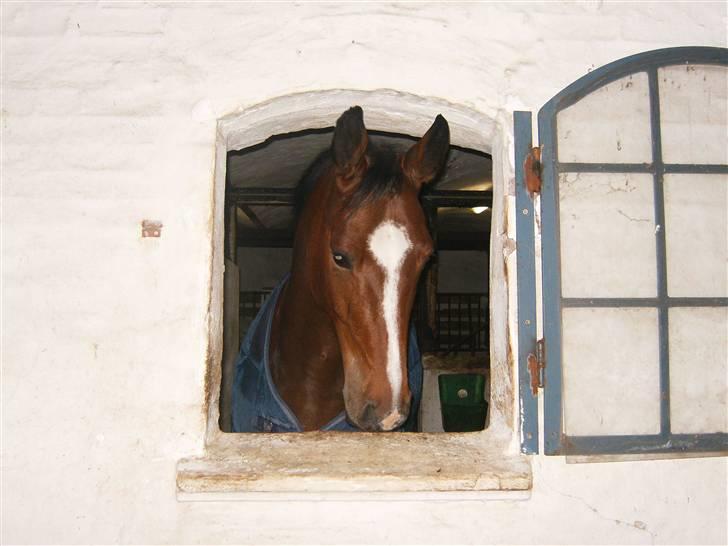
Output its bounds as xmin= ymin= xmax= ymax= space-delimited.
xmin=664 ymin=173 xmax=728 ymax=297
xmin=660 ymin=64 xmax=728 ymax=165
xmin=559 ymin=172 xmax=657 ymax=297
xmin=669 ymin=307 xmax=728 ymax=434
xmin=558 ymin=72 xmax=652 ymax=164
xmin=563 ymin=307 xmax=661 ymax=436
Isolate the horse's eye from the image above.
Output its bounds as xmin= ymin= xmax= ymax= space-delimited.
xmin=332 ymin=251 xmax=352 ymax=269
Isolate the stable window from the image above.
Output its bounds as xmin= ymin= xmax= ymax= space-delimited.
xmin=178 ymin=92 xmax=530 ymax=499
xmin=517 ymin=46 xmax=728 ymax=457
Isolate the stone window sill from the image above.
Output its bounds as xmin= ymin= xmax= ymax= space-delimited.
xmin=177 ymin=431 xmax=532 ymax=501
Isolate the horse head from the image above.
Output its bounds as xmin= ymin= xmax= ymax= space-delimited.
xmin=294 ymin=106 xmax=450 ymax=431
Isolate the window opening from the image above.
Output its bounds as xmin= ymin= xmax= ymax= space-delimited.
xmin=220 ymin=126 xmax=492 ymax=433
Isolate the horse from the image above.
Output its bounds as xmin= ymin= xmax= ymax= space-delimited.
xmin=232 ymin=106 xmax=450 ymax=432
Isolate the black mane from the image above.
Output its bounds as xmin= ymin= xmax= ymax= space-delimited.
xmin=294 ymin=144 xmax=404 ymax=218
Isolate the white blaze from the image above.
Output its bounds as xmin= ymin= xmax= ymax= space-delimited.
xmin=368 ymin=221 xmax=412 ymax=406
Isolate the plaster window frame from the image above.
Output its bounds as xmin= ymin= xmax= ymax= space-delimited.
xmin=176 ymin=90 xmax=531 ymax=500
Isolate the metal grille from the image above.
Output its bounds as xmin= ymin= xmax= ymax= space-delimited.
xmin=435 ymin=293 xmax=488 ymax=354
xmin=242 ymin=289 xmax=488 ymax=355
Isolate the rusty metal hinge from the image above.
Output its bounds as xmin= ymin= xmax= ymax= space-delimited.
xmin=527 ymin=338 xmax=546 ymax=395
xmin=524 ymin=147 xmax=542 ymax=195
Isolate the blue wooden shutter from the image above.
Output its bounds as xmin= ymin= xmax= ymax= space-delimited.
xmin=515 ymin=111 xmax=539 ymax=454
xmin=518 ymin=47 xmax=728 ymax=456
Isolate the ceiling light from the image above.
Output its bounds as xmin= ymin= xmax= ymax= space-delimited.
xmin=471 ymin=206 xmax=489 ymax=214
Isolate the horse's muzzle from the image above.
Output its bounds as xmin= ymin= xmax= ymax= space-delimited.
xmin=354 ymin=398 xmax=411 ymax=432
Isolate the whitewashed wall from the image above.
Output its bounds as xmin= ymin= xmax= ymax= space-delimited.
xmin=2 ymin=3 xmax=726 ymax=544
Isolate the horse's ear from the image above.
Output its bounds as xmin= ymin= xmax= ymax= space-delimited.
xmin=332 ymin=106 xmax=368 ymax=193
xmin=403 ymin=115 xmax=450 ymax=189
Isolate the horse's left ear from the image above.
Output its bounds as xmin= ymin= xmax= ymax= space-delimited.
xmin=333 ymin=106 xmax=369 ymax=194
xmin=403 ymin=115 xmax=450 ymax=189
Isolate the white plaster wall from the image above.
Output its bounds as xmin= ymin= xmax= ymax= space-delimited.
xmin=2 ymin=3 xmax=726 ymax=544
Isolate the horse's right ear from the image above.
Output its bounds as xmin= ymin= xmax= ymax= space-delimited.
xmin=332 ymin=106 xmax=368 ymax=193
xmin=402 ymin=114 xmax=450 ymax=189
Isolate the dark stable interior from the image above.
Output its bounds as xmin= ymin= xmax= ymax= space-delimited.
xmin=221 ymin=127 xmax=493 ymax=432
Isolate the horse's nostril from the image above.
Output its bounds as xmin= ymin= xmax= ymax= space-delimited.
xmin=359 ymin=403 xmax=379 ymax=431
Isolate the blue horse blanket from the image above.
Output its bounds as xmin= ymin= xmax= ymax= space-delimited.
xmin=231 ymin=277 xmax=423 ymax=432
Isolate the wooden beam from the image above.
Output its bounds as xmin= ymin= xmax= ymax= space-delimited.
xmin=423 ymin=190 xmax=492 ymax=208
xmin=239 ymin=205 xmax=267 ymax=230
xmin=227 ymin=187 xmax=295 ymax=206
xmin=237 ymin=229 xmax=293 ymax=248
xmin=225 ymin=204 xmax=237 ymax=262
xmin=236 ymin=228 xmax=489 ymax=250
xmin=227 ymin=187 xmax=492 ymax=209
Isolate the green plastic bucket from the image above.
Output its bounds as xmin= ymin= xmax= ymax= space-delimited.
xmin=438 ymin=373 xmax=488 ymax=432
